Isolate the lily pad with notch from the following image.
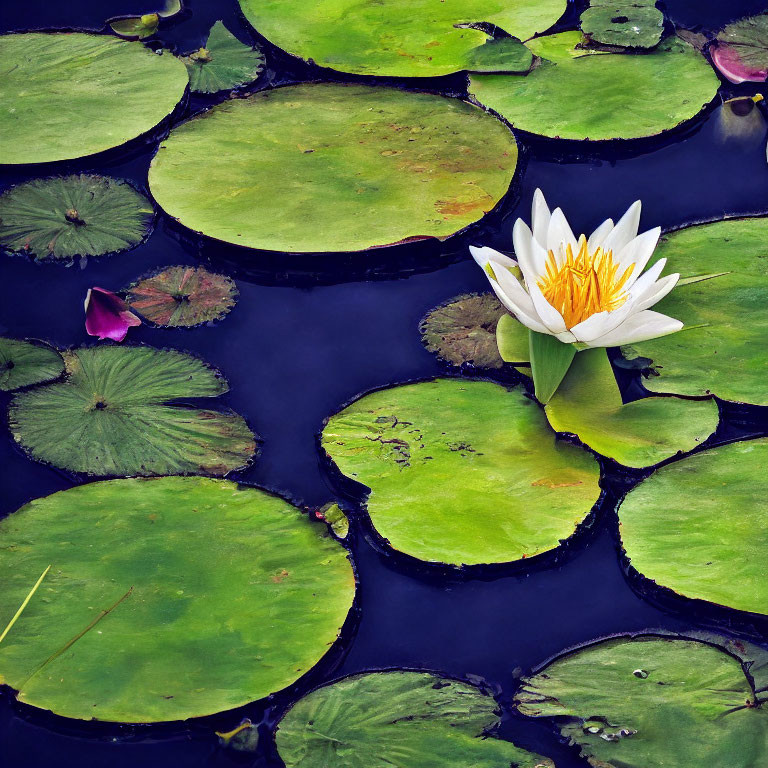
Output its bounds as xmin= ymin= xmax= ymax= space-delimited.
xmin=712 ymin=13 xmax=768 ymax=83
xmin=108 ymin=0 xmax=182 ymax=40
xmin=0 ymin=476 xmax=355 ymax=722
xmin=0 ymin=338 xmax=64 ymax=392
xmin=8 ymin=345 xmax=256 ymax=477
xmin=580 ymin=1 xmax=665 ymax=50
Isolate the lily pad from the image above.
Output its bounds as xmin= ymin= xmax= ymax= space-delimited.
xmin=618 ymin=439 xmax=768 ymax=616
xmin=149 ymin=84 xmax=517 ymax=253
xmin=8 ymin=345 xmax=256 ymax=477
xmin=581 ymin=1 xmax=665 ymax=50
xmin=465 ymin=37 xmax=534 ymax=74
xmin=0 ymin=476 xmax=355 ymax=722
xmin=276 ymin=671 xmax=553 ymax=768
xmin=322 ymin=379 xmax=600 ymax=566
xmin=182 ymin=21 xmax=264 ymax=93
xmin=0 ymin=175 xmax=154 ymax=261
xmin=237 ymin=0 xmax=567 ymax=77
xmin=469 ymin=35 xmax=719 ymax=140
xmin=546 ymin=348 xmax=718 ymax=468
xmin=620 ymin=218 xmax=768 ymax=405
xmin=125 ymin=266 xmax=237 ymax=327
xmin=0 ymin=33 xmax=189 ymax=165
xmin=109 ymin=14 xmax=160 ymax=39
xmin=0 ymin=338 xmax=64 ymax=392
xmin=515 ymin=635 xmax=767 ymax=768
xmin=713 ymin=13 xmax=768 ymax=83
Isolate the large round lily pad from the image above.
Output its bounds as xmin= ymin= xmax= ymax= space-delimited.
xmin=276 ymin=671 xmax=553 ymax=768
xmin=618 ymin=439 xmax=768 ymax=616
xmin=469 ymin=34 xmax=719 ymax=140
xmin=0 ymin=477 xmax=355 ymax=722
xmin=0 ymin=175 xmax=154 ymax=260
xmin=237 ymin=0 xmax=566 ymax=77
xmin=621 ymin=218 xmax=768 ymax=405
xmin=322 ymin=379 xmax=600 ymax=566
xmin=0 ymin=32 xmax=189 ymax=165
xmin=148 ymin=83 xmax=517 ymax=253
xmin=0 ymin=338 xmax=64 ymax=392
xmin=9 ymin=345 xmax=256 ymax=477
xmin=515 ymin=635 xmax=767 ymax=767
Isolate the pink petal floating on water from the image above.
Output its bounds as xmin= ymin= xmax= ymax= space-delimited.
xmin=84 ymin=287 xmax=142 ymax=342
xmin=712 ymin=44 xmax=768 ymax=84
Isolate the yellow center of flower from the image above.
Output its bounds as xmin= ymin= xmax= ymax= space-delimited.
xmin=538 ymin=235 xmax=635 ymax=328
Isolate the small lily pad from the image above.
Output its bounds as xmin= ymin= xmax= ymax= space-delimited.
xmin=276 ymin=671 xmax=554 ymax=768
xmin=0 ymin=176 xmax=154 ymax=261
xmin=109 ymin=13 xmax=160 ymax=39
xmin=0 ymin=477 xmax=355 ymax=722
xmin=581 ymin=1 xmax=665 ymax=50
xmin=9 ymin=345 xmax=256 ymax=477
xmin=515 ymin=635 xmax=767 ymax=768
xmin=619 ymin=439 xmax=768 ymax=616
xmin=546 ymin=348 xmax=719 ymax=468
xmin=464 ymin=37 xmax=534 ymax=73
xmin=182 ymin=21 xmax=264 ymax=93
xmin=322 ymin=378 xmax=600 ymax=566
xmin=0 ymin=338 xmax=64 ymax=392
xmin=713 ymin=13 xmax=768 ymax=83
xmin=125 ymin=266 xmax=237 ymax=327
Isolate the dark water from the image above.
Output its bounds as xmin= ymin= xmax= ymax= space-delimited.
xmin=1 ymin=1 xmax=768 ymax=767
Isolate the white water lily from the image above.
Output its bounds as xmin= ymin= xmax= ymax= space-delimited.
xmin=470 ymin=190 xmax=683 ymax=348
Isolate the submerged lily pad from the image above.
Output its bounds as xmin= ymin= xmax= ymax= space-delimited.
xmin=9 ymin=345 xmax=256 ymax=477
xmin=125 ymin=266 xmax=237 ymax=327
xmin=149 ymin=84 xmax=517 ymax=253
xmin=276 ymin=671 xmax=553 ymax=768
xmin=0 ymin=33 xmax=189 ymax=165
xmin=469 ymin=35 xmax=719 ymax=140
xmin=237 ymin=0 xmax=566 ymax=77
xmin=322 ymin=379 xmax=600 ymax=566
xmin=621 ymin=218 xmax=768 ymax=405
xmin=618 ymin=439 xmax=768 ymax=616
xmin=581 ymin=1 xmax=664 ymax=49
xmin=182 ymin=21 xmax=264 ymax=93
xmin=546 ymin=349 xmax=718 ymax=468
xmin=0 ymin=477 xmax=355 ymax=722
xmin=713 ymin=14 xmax=768 ymax=83
xmin=0 ymin=176 xmax=154 ymax=260
xmin=109 ymin=13 xmax=160 ymax=39
xmin=515 ymin=635 xmax=767 ymax=768
xmin=0 ymin=339 xmax=64 ymax=392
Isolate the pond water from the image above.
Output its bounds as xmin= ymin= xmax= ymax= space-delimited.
xmin=1 ymin=1 xmax=767 ymax=767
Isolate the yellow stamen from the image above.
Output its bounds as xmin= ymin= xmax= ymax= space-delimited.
xmin=538 ymin=235 xmax=634 ymax=329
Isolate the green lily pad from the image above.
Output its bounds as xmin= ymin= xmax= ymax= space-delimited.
xmin=546 ymin=348 xmax=718 ymax=468
xmin=469 ymin=35 xmax=719 ymax=140
xmin=124 ymin=266 xmax=237 ymax=327
xmin=321 ymin=379 xmax=600 ymax=566
xmin=618 ymin=439 xmax=768 ymax=616
xmin=148 ymin=84 xmax=517 ymax=253
xmin=0 ymin=33 xmax=189 ymax=165
xmin=0 ymin=175 xmax=154 ymax=261
xmin=497 ymin=312 xmax=532 ymax=366
xmin=465 ymin=36 xmax=534 ymax=74
xmin=8 ymin=345 xmax=256 ymax=477
xmin=581 ymin=2 xmax=665 ymax=50
xmin=237 ymin=0 xmax=567 ymax=77
xmin=515 ymin=635 xmax=767 ymax=768
xmin=182 ymin=21 xmax=264 ymax=93
xmin=0 ymin=338 xmax=64 ymax=392
xmin=276 ymin=671 xmax=554 ymax=768
xmin=0 ymin=476 xmax=355 ymax=722
xmin=109 ymin=13 xmax=160 ymax=39
xmin=621 ymin=219 xmax=768 ymax=405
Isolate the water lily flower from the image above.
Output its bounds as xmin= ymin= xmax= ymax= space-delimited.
xmin=84 ymin=287 xmax=142 ymax=342
xmin=470 ymin=190 xmax=683 ymax=348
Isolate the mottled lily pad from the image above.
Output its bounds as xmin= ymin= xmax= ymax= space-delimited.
xmin=149 ymin=84 xmax=517 ymax=253
xmin=0 ymin=338 xmax=64 ymax=392
xmin=0 ymin=33 xmax=189 ymax=165
xmin=9 ymin=345 xmax=256 ymax=477
xmin=276 ymin=671 xmax=554 ymax=768
xmin=546 ymin=348 xmax=718 ymax=468
xmin=581 ymin=1 xmax=664 ymax=49
xmin=621 ymin=218 xmax=768 ymax=405
xmin=713 ymin=13 xmax=768 ymax=83
xmin=182 ymin=21 xmax=264 ymax=93
xmin=469 ymin=35 xmax=719 ymax=140
xmin=322 ymin=379 xmax=600 ymax=566
xmin=0 ymin=176 xmax=154 ymax=260
xmin=0 ymin=477 xmax=355 ymax=722
xmin=125 ymin=266 xmax=237 ymax=327
xmin=619 ymin=439 xmax=768 ymax=616
xmin=237 ymin=0 xmax=567 ymax=77
xmin=515 ymin=635 xmax=767 ymax=768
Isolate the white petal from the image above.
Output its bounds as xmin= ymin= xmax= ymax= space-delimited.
xmin=616 ymin=227 xmax=662 ymax=287
xmin=517 ymin=234 xmax=549 ymax=291
xmin=602 ymin=200 xmax=642 ymax=255
xmin=531 ymin=188 xmax=551 ymax=248
xmin=547 ymin=208 xmax=577 ymax=258
xmin=493 ymin=268 xmax=551 ymax=334
xmin=527 ymin=278 xmax=568 ymax=334
xmin=586 ymin=310 xmax=683 ymax=348
xmin=512 ymin=219 xmax=534 ymax=277
xmin=555 ymin=330 xmax=578 ymax=343
xmin=469 ymin=245 xmax=517 ymax=273
xmin=569 ymin=301 xmax=635 ymax=343
xmin=587 ymin=218 xmax=614 ymax=252
xmin=633 ymin=273 xmax=680 ymax=312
